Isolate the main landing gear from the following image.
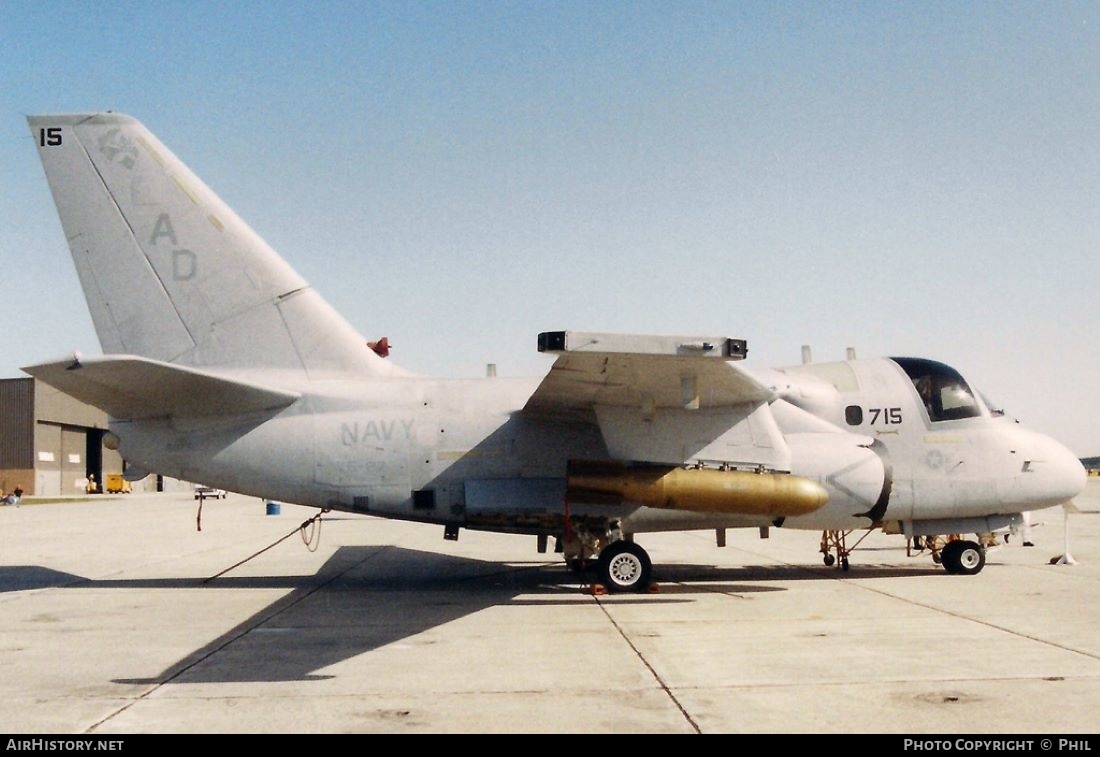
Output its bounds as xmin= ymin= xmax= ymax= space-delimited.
xmin=597 ymin=541 xmax=653 ymax=592
xmin=559 ymin=522 xmax=654 ymax=593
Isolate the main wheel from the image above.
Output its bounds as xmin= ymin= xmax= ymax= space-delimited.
xmin=940 ymin=540 xmax=985 ymax=575
xmin=597 ymin=541 xmax=652 ymax=593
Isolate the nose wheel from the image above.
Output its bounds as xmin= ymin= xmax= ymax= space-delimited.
xmin=913 ymin=535 xmax=987 ymax=575
xmin=939 ymin=539 xmax=986 ymax=575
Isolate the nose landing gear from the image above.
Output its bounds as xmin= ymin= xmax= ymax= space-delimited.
xmin=938 ymin=538 xmax=986 ymax=575
xmin=909 ymin=535 xmax=987 ymax=575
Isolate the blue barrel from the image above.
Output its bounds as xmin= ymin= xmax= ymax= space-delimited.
xmin=266 ymin=501 xmax=281 ymax=516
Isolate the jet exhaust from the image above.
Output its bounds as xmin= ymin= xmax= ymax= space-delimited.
xmin=566 ymin=459 xmax=829 ymax=517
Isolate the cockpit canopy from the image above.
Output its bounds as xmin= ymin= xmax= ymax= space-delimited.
xmin=892 ymin=357 xmax=982 ymax=422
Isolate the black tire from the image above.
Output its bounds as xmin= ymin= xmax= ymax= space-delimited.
xmin=823 ymin=553 xmax=836 ymax=567
xmin=841 ymin=556 xmax=850 ymax=571
xmin=941 ymin=540 xmax=985 ymax=575
xmin=597 ymin=541 xmax=652 ymax=593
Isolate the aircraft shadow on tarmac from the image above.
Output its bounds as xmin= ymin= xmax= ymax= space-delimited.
xmin=652 ymin=562 xmax=942 ymax=584
xmin=106 ymin=545 xmax=698 ymax=684
xmin=0 ymin=565 xmax=87 ymax=592
xmin=0 ymin=546 xmax=939 ymax=684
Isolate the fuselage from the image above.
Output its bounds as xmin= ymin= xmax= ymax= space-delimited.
xmin=27 ymin=113 xmax=1086 ymax=585
xmin=111 ymin=356 xmax=1086 ymax=539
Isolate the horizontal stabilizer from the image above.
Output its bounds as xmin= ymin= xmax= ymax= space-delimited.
xmin=23 ymin=355 xmax=300 ymax=420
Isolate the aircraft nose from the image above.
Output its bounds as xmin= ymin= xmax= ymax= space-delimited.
xmin=1034 ymin=435 xmax=1087 ymax=504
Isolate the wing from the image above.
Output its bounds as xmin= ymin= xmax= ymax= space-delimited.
xmin=23 ymin=354 xmax=300 ymax=420
xmin=524 ymin=331 xmax=788 ymax=467
xmin=526 ymin=330 xmax=770 ymax=416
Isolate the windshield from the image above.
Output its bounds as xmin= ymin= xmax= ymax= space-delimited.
xmin=891 ymin=357 xmax=982 ymax=422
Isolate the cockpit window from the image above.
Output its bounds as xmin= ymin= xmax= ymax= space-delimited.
xmin=891 ymin=357 xmax=982 ymax=422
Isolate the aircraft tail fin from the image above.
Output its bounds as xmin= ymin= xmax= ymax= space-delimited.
xmin=27 ymin=113 xmax=397 ymax=379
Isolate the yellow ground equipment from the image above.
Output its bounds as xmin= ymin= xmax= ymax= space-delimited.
xmin=105 ymin=473 xmax=131 ymax=494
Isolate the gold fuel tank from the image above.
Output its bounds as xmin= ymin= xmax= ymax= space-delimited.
xmin=566 ymin=460 xmax=828 ymax=517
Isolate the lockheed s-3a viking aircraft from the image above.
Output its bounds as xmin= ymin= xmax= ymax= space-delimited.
xmin=24 ymin=113 xmax=1087 ymax=591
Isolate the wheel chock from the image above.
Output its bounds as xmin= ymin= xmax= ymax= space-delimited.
xmin=583 ymin=583 xmax=658 ymax=595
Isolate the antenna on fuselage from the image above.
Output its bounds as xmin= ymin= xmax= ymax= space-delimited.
xmin=846 ymin=347 xmax=857 ymax=360
xmin=801 ymin=345 xmax=812 ymax=364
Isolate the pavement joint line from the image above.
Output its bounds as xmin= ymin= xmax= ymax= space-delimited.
xmin=832 ymin=576 xmax=1100 ymax=664
xmin=667 ymin=578 xmax=753 ymax=601
xmin=1014 ymin=562 xmax=1100 ymax=583
xmin=594 ymin=595 xmax=702 ymax=734
xmin=653 ymin=671 xmax=1100 ymax=692
xmin=81 ymin=552 xmax=561 ymax=733
xmin=82 ymin=544 xmax=393 ymax=734
xmin=730 ymin=543 xmax=1100 ymax=665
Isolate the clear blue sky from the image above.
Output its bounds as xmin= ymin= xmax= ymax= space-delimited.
xmin=2 ymin=1 xmax=1097 ymax=455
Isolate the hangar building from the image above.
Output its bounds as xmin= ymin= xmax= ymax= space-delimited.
xmin=0 ymin=377 xmax=197 ymax=497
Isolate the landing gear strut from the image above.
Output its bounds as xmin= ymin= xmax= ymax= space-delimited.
xmin=819 ymin=529 xmax=872 ymax=571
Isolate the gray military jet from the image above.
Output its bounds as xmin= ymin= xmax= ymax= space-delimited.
xmin=24 ymin=113 xmax=1086 ymax=591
